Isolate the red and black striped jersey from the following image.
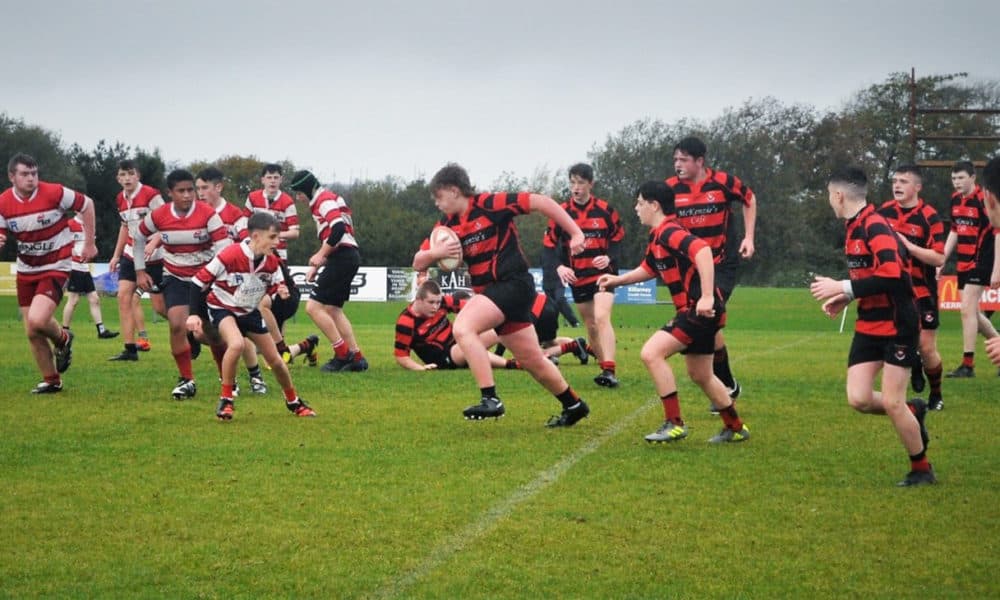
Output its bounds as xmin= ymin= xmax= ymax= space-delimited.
xmin=950 ymin=186 xmax=995 ymax=273
xmin=845 ymin=204 xmax=917 ymax=338
xmin=544 ymin=196 xmax=624 ymax=288
xmin=394 ymin=294 xmax=465 ymax=363
xmin=666 ymin=168 xmax=752 ymax=268
xmin=422 ymin=192 xmax=532 ymax=293
xmin=877 ymin=199 xmax=945 ymax=300
xmin=639 ymin=215 xmax=718 ymax=311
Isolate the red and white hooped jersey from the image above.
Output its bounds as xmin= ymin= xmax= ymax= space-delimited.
xmin=68 ymin=217 xmax=91 ymax=273
xmin=309 ymin=188 xmax=357 ymax=250
xmin=116 ymin=184 xmax=165 ymax=263
xmin=215 ymin=201 xmax=248 ymax=243
xmin=195 ymin=240 xmax=284 ymax=315
xmin=0 ymin=181 xmax=89 ymax=276
xmin=245 ymin=189 xmax=298 ymax=260
xmin=138 ymin=200 xmax=230 ymax=281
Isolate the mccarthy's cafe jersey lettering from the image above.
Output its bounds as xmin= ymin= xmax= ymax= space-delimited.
xmin=667 ymin=168 xmax=752 ymax=269
xmin=116 ymin=184 xmax=165 ymax=263
xmin=0 ymin=181 xmax=89 ymax=276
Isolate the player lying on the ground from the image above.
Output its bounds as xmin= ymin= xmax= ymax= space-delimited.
xmin=394 ymin=280 xmax=518 ymax=371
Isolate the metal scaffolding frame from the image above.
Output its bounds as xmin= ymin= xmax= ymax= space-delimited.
xmin=908 ymin=67 xmax=1000 ymax=169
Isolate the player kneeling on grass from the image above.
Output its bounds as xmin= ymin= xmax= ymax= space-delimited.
xmin=190 ymin=212 xmax=315 ymax=421
xmin=414 ymin=163 xmax=590 ymax=427
xmin=810 ymin=166 xmax=933 ymax=487
xmin=598 ymin=181 xmax=749 ymax=444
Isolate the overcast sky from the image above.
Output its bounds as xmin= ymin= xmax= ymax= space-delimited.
xmin=4 ymin=0 xmax=998 ymax=187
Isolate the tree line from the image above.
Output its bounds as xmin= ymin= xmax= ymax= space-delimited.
xmin=2 ymin=72 xmax=998 ymax=286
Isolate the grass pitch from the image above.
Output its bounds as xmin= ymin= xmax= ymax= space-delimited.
xmin=1 ymin=288 xmax=997 ymax=598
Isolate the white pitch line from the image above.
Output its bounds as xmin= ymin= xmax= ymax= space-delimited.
xmin=370 ymin=333 xmax=820 ymax=599
xmin=370 ymin=400 xmax=653 ymax=600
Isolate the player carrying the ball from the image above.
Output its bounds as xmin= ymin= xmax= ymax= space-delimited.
xmin=190 ymin=211 xmax=316 ymax=420
xmin=598 ymin=181 xmax=750 ymax=444
xmin=413 ymin=163 xmax=590 ymax=426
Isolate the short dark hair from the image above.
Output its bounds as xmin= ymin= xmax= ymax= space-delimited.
xmin=117 ymin=159 xmax=139 ymax=173
xmin=166 ymin=169 xmax=195 ymax=190
xmin=952 ymin=160 xmax=976 ymax=176
xmin=673 ymin=136 xmax=707 ymax=159
xmin=894 ymin=163 xmax=923 ymax=182
xmin=429 ymin=163 xmax=475 ymax=196
xmin=197 ymin=166 xmax=224 ymax=184
xmin=7 ymin=153 xmax=37 ymax=174
xmin=829 ymin=166 xmax=868 ymax=200
xmin=247 ymin=211 xmax=279 ymax=232
xmin=289 ymin=170 xmax=320 ymax=196
xmin=568 ymin=163 xmax=594 ymax=182
xmin=982 ymin=157 xmax=1000 ymax=199
xmin=636 ymin=180 xmax=675 ymax=214
xmin=261 ymin=163 xmax=283 ymax=177
xmin=416 ymin=280 xmax=442 ymax=299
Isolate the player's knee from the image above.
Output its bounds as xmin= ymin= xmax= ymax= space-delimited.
xmin=25 ymin=317 xmax=49 ymax=337
xmin=846 ymin=388 xmax=869 ymax=412
xmin=452 ymin=323 xmax=478 ymax=345
xmin=687 ymin=365 xmax=714 ymax=387
xmin=639 ymin=343 xmax=662 ymax=366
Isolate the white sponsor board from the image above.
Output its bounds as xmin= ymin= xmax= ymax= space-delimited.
xmin=286 ymin=265 xmax=388 ymax=302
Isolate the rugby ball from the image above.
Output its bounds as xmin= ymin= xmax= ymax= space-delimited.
xmin=430 ymin=226 xmax=463 ymax=271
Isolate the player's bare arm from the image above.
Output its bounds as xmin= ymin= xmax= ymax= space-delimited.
xmin=740 ymin=192 xmax=757 ymax=259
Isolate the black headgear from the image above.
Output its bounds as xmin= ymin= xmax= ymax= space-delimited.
xmin=289 ymin=170 xmax=319 ymax=196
